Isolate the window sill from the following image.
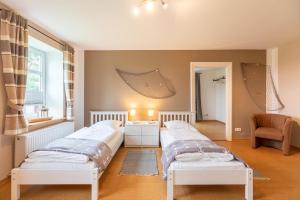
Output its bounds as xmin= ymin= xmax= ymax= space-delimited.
xmin=28 ymin=118 xmax=66 ymax=132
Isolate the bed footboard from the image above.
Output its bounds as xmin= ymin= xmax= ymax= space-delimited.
xmin=167 ymin=168 xmax=253 ymax=200
xmin=11 ymin=168 xmax=100 ymax=200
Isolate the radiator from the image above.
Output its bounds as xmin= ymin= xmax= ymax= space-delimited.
xmin=14 ymin=121 xmax=74 ymax=167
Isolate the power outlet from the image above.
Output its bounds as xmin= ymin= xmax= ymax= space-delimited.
xmin=235 ymin=128 xmax=242 ymax=132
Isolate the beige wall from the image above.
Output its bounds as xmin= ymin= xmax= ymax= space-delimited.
xmin=84 ymin=50 xmax=266 ymax=138
xmin=278 ymin=39 xmax=300 ymax=147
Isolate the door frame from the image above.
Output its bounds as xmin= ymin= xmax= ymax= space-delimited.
xmin=190 ymin=62 xmax=232 ymax=141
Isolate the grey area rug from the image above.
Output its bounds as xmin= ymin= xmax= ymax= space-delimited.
xmin=253 ymin=169 xmax=270 ymax=180
xmin=119 ymin=150 xmax=159 ymax=176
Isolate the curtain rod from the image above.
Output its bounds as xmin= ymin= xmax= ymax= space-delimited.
xmin=28 ymin=24 xmax=65 ymax=47
xmin=0 ymin=8 xmax=64 ymax=47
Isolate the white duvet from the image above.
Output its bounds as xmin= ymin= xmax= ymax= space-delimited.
xmin=25 ymin=125 xmax=119 ymax=164
xmin=161 ymin=127 xmax=234 ymax=162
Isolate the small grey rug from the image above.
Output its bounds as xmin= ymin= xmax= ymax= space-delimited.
xmin=253 ymin=169 xmax=270 ymax=180
xmin=119 ymin=150 xmax=159 ymax=176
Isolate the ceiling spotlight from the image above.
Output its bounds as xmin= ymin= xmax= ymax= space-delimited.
xmin=161 ymin=0 xmax=168 ymax=9
xmin=133 ymin=6 xmax=140 ymax=16
xmin=132 ymin=0 xmax=169 ymax=15
xmin=145 ymin=1 xmax=154 ymax=11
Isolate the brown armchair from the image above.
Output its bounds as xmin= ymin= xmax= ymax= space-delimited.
xmin=249 ymin=113 xmax=293 ymax=155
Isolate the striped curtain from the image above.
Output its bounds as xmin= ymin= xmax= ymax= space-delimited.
xmin=63 ymin=44 xmax=74 ymax=120
xmin=0 ymin=9 xmax=28 ymax=135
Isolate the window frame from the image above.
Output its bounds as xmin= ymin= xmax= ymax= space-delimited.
xmin=25 ymin=46 xmax=46 ymax=106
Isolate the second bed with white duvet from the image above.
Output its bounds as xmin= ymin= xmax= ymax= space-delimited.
xmin=160 ymin=126 xmax=245 ymax=170
xmin=158 ymin=112 xmax=253 ymax=200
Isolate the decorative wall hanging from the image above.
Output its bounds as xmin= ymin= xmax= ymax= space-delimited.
xmin=241 ymin=63 xmax=285 ymax=111
xmin=116 ymin=68 xmax=176 ymax=99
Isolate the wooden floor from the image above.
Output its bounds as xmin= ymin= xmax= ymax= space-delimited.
xmin=195 ymin=120 xmax=225 ymax=140
xmin=1 ymin=140 xmax=300 ymax=200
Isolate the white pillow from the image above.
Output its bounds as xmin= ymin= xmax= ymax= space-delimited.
xmin=163 ymin=120 xmax=190 ymax=129
xmin=91 ymin=120 xmax=122 ymax=130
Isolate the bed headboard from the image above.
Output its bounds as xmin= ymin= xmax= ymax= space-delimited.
xmin=90 ymin=111 xmax=128 ymax=126
xmin=158 ymin=111 xmax=195 ymax=127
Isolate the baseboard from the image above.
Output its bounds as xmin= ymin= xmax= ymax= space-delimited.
xmin=216 ymin=120 xmax=225 ymax=124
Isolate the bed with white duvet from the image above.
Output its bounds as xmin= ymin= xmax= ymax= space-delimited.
xmin=20 ymin=124 xmax=123 ymax=170
xmin=11 ymin=111 xmax=128 ymax=200
xmin=160 ymin=126 xmax=245 ymax=169
xmin=159 ymin=112 xmax=253 ymax=200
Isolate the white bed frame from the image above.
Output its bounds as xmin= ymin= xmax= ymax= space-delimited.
xmin=11 ymin=111 xmax=128 ymax=200
xmin=159 ymin=111 xmax=253 ymax=200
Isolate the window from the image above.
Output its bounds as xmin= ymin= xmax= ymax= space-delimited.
xmin=24 ymin=36 xmax=64 ymax=120
xmin=24 ymin=47 xmax=46 ymax=118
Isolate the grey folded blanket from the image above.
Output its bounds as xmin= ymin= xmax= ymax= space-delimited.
xmin=161 ymin=140 xmax=245 ymax=180
xmin=37 ymin=138 xmax=112 ymax=171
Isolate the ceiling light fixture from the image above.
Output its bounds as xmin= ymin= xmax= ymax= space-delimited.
xmin=133 ymin=6 xmax=141 ymax=16
xmin=145 ymin=1 xmax=154 ymax=11
xmin=132 ymin=0 xmax=169 ymax=15
xmin=161 ymin=0 xmax=168 ymax=9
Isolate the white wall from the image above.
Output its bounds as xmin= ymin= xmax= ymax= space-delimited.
xmin=74 ymin=49 xmax=85 ymax=130
xmin=200 ymin=71 xmax=216 ymax=120
xmin=277 ymin=39 xmax=300 ymax=147
xmin=200 ymin=68 xmax=226 ymax=122
xmin=266 ymin=48 xmax=279 ymax=113
xmin=215 ymin=84 xmax=226 ymax=121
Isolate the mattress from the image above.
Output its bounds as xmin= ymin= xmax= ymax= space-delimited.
xmin=160 ymin=127 xmax=245 ymax=170
xmin=20 ymin=128 xmax=124 ymax=170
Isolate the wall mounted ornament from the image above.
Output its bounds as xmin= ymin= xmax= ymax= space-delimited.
xmin=116 ymin=68 xmax=176 ymax=99
xmin=241 ymin=62 xmax=285 ymax=111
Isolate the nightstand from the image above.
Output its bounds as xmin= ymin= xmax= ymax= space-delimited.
xmin=124 ymin=121 xmax=159 ymax=147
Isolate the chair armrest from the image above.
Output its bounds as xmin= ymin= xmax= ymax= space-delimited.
xmin=249 ymin=115 xmax=258 ymax=148
xmin=282 ymin=118 xmax=293 ymax=155
xmin=249 ymin=115 xmax=257 ymax=134
xmin=282 ymin=118 xmax=293 ymax=138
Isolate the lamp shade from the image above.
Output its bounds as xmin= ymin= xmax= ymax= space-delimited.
xmin=130 ymin=109 xmax=136 ymax=117
xmin=148 ymin=109 xmax=154 ymax=117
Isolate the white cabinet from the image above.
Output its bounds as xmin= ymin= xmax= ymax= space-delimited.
xmin=125 ymin=135 xmax=141 ymax=146
xmin=142 ymin=136 xmax=158 ymax=146
xmin=124 ymin=121 xmax=159 ymax=147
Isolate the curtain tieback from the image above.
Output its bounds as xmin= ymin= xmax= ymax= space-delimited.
xmin=7 ymin=101 xmax=23 ymax=111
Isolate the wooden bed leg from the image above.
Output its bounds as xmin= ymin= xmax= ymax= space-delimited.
xmin=91 ymin=170 xmax=99 ymax=200
xmin=11 ymin=171 xmax=20 ymax=200
xmin=245 ymin=168 xmax=253 ymax=200
xmin=167 ymin=169 xmax=174 ymax=200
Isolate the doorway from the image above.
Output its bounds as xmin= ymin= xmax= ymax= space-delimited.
xmin=190 ymin=62 xmax=232 ymax=141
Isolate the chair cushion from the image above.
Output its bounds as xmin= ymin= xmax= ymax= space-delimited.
xmin=255 ymin=127 xmax=283 ymax=141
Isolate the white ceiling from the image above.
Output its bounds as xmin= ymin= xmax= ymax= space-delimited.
xmin=29 ymin=36 xmax=61 ymax=53
xmin=3 ymin=0 xmax=300 ymax=50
